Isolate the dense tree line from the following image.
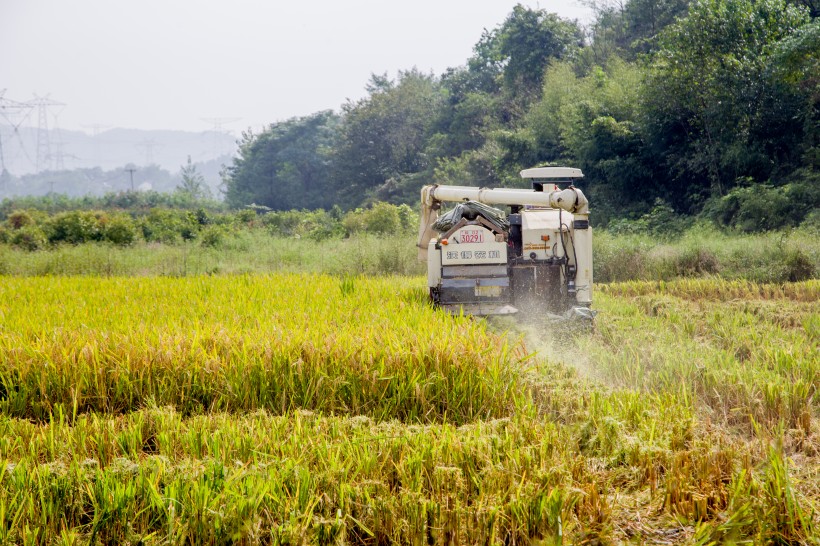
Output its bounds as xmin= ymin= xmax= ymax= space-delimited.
xmin=223 ymin=0 xmax=819 ymax=230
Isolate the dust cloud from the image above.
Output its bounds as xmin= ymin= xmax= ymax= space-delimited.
xmin=487 ymin=312 xmax=604 ymax=384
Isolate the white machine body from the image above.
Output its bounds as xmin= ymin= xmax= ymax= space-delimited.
xmin=419 ymin=167 xmax=593 ymax=319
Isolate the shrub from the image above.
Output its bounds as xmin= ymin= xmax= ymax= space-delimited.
xmin=138 ymin=208 xmax=199 ymax=244
xmin=11 ymin=226 xmax=48 ymax=251
xmin=606 ymin=200 xmax=692 ymax=238
xmin=234 ymin=208 xmax=257 ymax=226
xmin=7 ymin=210 xmax=35 ymax=230
xmin=800 ymin=208 xmax=820 ymax=234
xmin=676 ymin=247 xmax=720 ymax=276
xmin=194 ymin=208 xmax=211 ymax=226
xmin=397 ymin=203 xmax=418 ymax=231
xmin=45 ymin=211 xmax=107 ymax=244
xmin=260 ymin=209 xmax=343 ymax=240
xmin=199 ymin=225 xmax=228 ymax=248
xmin=705 ymin=179 xmax=820 ymax=232
xmin=784 ymin=249 xmax=814 ymax=282
xmin=342 ymin=202 xmax=404 ymax=235
xmin=260 ymin=210 xmax=304 ymax=236
xmin=103 ymin=215 xmax=138 ymax=246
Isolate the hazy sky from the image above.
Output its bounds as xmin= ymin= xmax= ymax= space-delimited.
xmin=1 ymin=0 xmax=593 ymax=134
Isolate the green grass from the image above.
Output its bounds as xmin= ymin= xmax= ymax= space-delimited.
xmin=1 ymin=225 xmax=818 ymax=282
xmin=0 ymin=231 xmax=424 ymax=277
xmin=593 ymin=225 xmax=819 ymax=283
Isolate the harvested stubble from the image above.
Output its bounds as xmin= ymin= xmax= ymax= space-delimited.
xmin=591 ymin=280 xmax=819 ymax=434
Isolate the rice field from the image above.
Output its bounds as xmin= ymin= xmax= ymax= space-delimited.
xmin=0 ymin=275 xmax=817 ymax=544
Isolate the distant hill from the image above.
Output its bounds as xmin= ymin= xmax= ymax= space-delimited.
xmin=0 ymin=125 xmax=237 ymax=176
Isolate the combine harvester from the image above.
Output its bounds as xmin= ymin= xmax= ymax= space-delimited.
xmin=418 ymin=167 xmax=594 ymax=321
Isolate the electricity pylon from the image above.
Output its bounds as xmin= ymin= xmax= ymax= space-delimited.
xmin=0 ymin=90 xmax=35 ymax=172
xmin=27 ymin=94 xmax=66 ymax=172
xmin=82 ymin=124 xmax=111 ymax=167
xmin=201 ymin=117 xmax=240 ymax=157
xmin=136 ymin=138 xmax=163 ymax=166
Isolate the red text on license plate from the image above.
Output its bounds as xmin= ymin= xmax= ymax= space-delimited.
xmin=460 ymin=229 xmax=484 ymax=243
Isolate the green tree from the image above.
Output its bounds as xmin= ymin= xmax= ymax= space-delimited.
xmin=583 ymin=0 xmax=691 ymax=61
xmin=222 ymin=111 xmax=339 ymax=210
xmin=429 ymin=5 xmax=582 ymax=191
xmin=453 ymin=5 xmax=582 ymax=120
xmin=497 ymin=5 xmax=582 ymax=95
xmin=789 ymin=0 xmax=819 ymax=17
xmin=333 ymin=69 xmax=443 ymax=206
xmin=644 ymin=0 xmax=810 ymax=207
xmin=514 ymin=59 xmax=657 ymax=221
xmin=770 ymin=18 xmax=820 ymax=167
xmin=176 ymin=156 xmax=210 ymax=200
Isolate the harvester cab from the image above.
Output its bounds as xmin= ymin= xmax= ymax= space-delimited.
xmin=418 ymin=167 xmax=593 ymax=321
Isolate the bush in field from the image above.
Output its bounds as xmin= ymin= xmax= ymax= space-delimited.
xmin=193 ymin=208 xmax=211 ymax=226
xmin=260 ymin=208 xmax=343 ymax=240
xmin=0 ymin=226 xmax=8 ymax=243
xmin=233 ymin=208 xmax=257 ymax=226
xmin=606 ymin=199 xmax=692 ymax=237
xmin=10 ymin=226 xmax=47 ymax=251
xmin=342 ymin=202 xmax=405 ymax=235
xmin=138 ymin=208 xmax=199 ymax=244
xmin=103 ymin=215 xmax=138 ymax=246
xmin=396 ymin=203 xmax=418 ymax=231
xmin=6 ymin=209 xmax=36 ymax=230
xmin=45 ymin=210 xmax=107 ymax=244
xmin=675 ymin=247 xmax=720 ymax=276
xmin=199 ymin=224 xmax=229 ymax=248
xmin=705 ymin=178 xmax=820 ymax=232
xmin=259 ymin=209 xmax=303 ymax=236
xmin=801 ymin=208 xmax=820 ymax=234
xmin=784 ymin=248 xmax=815 ymax=281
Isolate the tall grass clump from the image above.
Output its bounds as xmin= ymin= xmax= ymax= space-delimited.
xmin=593 ymin=225 xmax=818 ymax=282
xmin=0 ymin=232 xmax=425 ymax=277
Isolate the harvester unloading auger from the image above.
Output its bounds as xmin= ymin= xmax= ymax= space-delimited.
xmin=418 ymin=167 xmax=594 ymax=321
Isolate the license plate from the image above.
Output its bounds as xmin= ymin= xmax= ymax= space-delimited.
xmin=475 ymin=285 xmax=502 ymax=297
xmin=459 ymin=229 xmax=484 ymax=243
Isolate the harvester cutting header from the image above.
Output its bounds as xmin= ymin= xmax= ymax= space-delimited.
xmin=418 ymin=167 xmax=593 ymax=320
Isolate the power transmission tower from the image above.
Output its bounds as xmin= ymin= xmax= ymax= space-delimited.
xmin=82 ymin=123 xmax=110 ymax=137
xmin=82 ymin=124 xmax=111 ymax=167
xmin=27 ymin=94 xmax=66 ymax=172
xmin=0 ymin=90 xmax=35 ymax=173
xmin=201 ymin=117 xmax=240 ymax=158
xmin=49 ymin=141 xmax=80 ymax=171
xmin=136 ymin=138 xmax=163 ymax=165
